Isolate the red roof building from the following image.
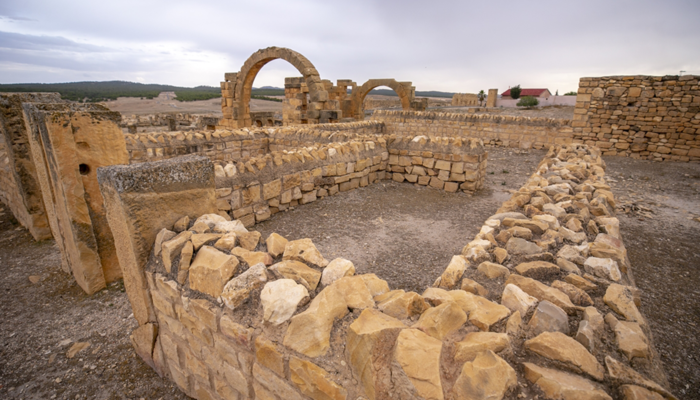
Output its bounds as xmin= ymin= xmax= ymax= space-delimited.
xmin=501 ymin=88 xmax=552 ymax=99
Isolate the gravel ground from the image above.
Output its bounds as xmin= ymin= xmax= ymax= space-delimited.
xmin=0 ymin=147 xmax=697 ymax=399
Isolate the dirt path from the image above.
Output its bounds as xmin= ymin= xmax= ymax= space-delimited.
xmin=0 ymin=148 xmax=697 ymax=399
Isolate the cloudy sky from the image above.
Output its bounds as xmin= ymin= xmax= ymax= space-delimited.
xmin=1 ymin=0 xmax=699 ymax=94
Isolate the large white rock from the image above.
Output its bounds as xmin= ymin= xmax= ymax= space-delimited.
xmin=261 ymin=279 xmax=309 ymax=325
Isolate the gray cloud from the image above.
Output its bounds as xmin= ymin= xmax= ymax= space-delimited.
xmin=0 ymin=0 xmax=699 ymax=93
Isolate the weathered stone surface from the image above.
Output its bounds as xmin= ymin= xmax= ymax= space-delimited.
xmin=252 ymin=362 xmax=304 ymax=400
xmin=177 ymin=241 xmax=194 ymax=284
xmin=449 ymin=290 xmax=511 ymax=331
xmin=452 ymin=350 xmax=517 ymax=400
xmin=584 ymin=257 xmax=621 ymax=281
xmin=189 ymin=245 xmax=239 ymax=297
xmin=394 ymin=329 xmax=444 ymax=400
xmin=283 ymin=238 xmax=329 ymax=267
xmin=505 ymin=275 xmax=577 ymax=314
xmin=525 ymin=332 xmax=604 ymax=380
xmin=283 ymin=281 xmax=349 ymax=357
xmin=493 ymin=247 xmax=509 ymax=264
xmin=543 ymin=203 xmax=567 ymax=218
xmin=507 ymin=226 xmax=533 ymax=240
xmin=269 ymin=260 xmax=321 ymax=290
xmin=154 ymin=228 xmax=176 ymax=257
xmin=506 ymin=237 xmax=543 ymax=255
xmin=605 ymin=356 xmax=675 ymax=400
xmin=620 ymin=385 xmax=665 ymax=400
xmin=130 ymin=322 xmax=157 ymax=368
xmin=195 ymin=213 xmax=227 ymax=227
xmin=565 ymin=274 xmax=597 ymax=291
xmin=213 ymin=233 xmax=236 ymax=251
xmin=533 ymin=214 xmax=560 ymax=230
xmin=477 ymin=261 xmax=510 ymax=279
xmin=503 ymin=217 xmax=549 ymax=235
xmin=583 ymin=306 xmax=604 ymax=333
xmin=255 ymin=336 xmax=285 ymax=376
xmin=528 ymin=300 xmax=569 ymax=335
xmin=557 ymin=258 xmax=582 ymax=274
xmin=377 ymin=290 xmax=429 ymax=320
xmin=604 ymin=284 xmax=645 ymax=326
xmin=190 ymin=233 xmax=222 ymax=250
xmin=261 ymin=279 xmax=309 ymax=325
xmin=190 ymin=220 xmax=211 ymax=233
xmin=173 ymin=215 xmax=190 ymax=232
xmin=66 ymin=342 xmax=91 ymax=359
xmin=454 ymin=332 xmax=510 ymax=363
xmin=422 ymin=287 xmax=454 ymax=306
xmin=321 ymin=258 xmax=355 ymax=286
xmin=265 ymin=232 xmax=288 ymax=257
xmin=347 ymin=309 xmax=406 ymax=400
xmin=414 ymin=301 xmax=466 ymax=340
xmin=360 ymin=273 xmax=390 ymax=297
xmin=230 ymin=247 xmax=273 ymax=266
xmin=515 ymin=261 xmax=560 ymax=279
xmin=523 ymin=362 xmax=612 ymax=400
xmin=461 ymin=278 xmax=489 ymax=297
xmin=162 ymin=231 xmax=193 ymax=273
xmin=506 ymin=311 xmax=522 ymax=336
xmin=289 ymin=356 xmax=348 ymax=400
xmin=463 ymin=245 xmax=491 ymax=264
xmin=438 ymin=255 xmax=468 ymax=289
xmin=212 ymin=219 xmax=248 ymax=235
xmin=576 ymin=320 xmax=595 ymax=351
xmin=221 ymin=262 xmax=267 ymax=310
xmin=501 ymin=284 xmax=538 ymax=316
xmin=238 ymin=231 xmax=262 ymax=251
xmin=559 ymin=226 xmax=587 ymax=244
xmin=606 ymin=314 xmax=649 ymax=360
xmin=558 ymin=245 xmax=586 ymax=265
xmin=552 ymin=280 xmax=593 ymax=306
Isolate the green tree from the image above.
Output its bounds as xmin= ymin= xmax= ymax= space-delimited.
xmin=477 ymin=90 xmax=485 ymax=106
xmin=510 ymin=85 xmax=521 ymax=99
xmin=564 ymin=91 xmax=577 ymax=96
xmin=516 ymin=96 xmax=538 ymax=109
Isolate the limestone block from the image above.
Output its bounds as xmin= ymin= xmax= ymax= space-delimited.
xmin=584 ymin=257 xmax=621 ymax=281
xmin=523 ymin=362 xmax=612 ymax=400
xmin=269 ymin=260 xmax=322 ymax=290
xmin=359 ymin=273 xmax=390 ymax=297
xmin=376 ymin=290 xmax=429 ymax=320
xmin=162 ymin=231 xmax=193 ymax=273
xmin=525 ymin=331 xmax=604 ymax=380
xmin=265 ymin=232 xmax=288 ymax=257
xmin=452 ymin=350 xmax=517 ymax=400
xmin=252 ymin=363 xmax=304 ymax=400
xmin=177 ymin=241 xmax=194 ymax=285
xmin=221 ymin=263 xmax=267 ymax=310
xmin=604 ymin=283 xmax=645 ymax=326
xmin=347 ymin=309 xmax=406 ymax=400
xmin=606 ymin=314 xmax=649 ymax=360
xmin=477 ymin=261 xmax=510 ymax=279
xmin=505 ymin=275 xmax=576 ymax=314
xmin=191 ymin=233 xmax=222 ymax=250
xmin=551 ymin=280 xmax=593 ymax=306
xmin=501 ymin=284 xmax=538 ymax=316
xmin=154 ymin=228 xmax=176 ymax=257
xmin=238 ymin=231 xmax=261 ymax=251
xmin=212 ymin=219 xmax=248 ymax=235
xmin=528 ymin=300 xmax=569 ymax=335
xmin=437 ymin=255 xmax=468 ymax=289
xmin=332 ymin=276 xmax=375 ymax=309
xmin=448 ymin=290 xmax=510 ymax=331
xmin=604 ymin=356 xmax=674 ymax=399
xmin=393 ymin=329 xmax=444 ymax=400
xmin=255 ymin=336 xmax=285 ymax=376
xmin=454 ymin=332 xmax=510 ymax=363
xmin=289 ymin=357 xmax=348 ymax=400
xmin=461 ymin=278 xmax=489 ymax=297
xmin=414 ymin=301 xmax=466 ymax=340
xmin=506 ymin=311 xmax=522 ymax=336
xmin=261 ymin=279 xmax=309 ymax=325
xmin=565 ymin=274 xmax=597 ymax=291
xmin=620 ymin=385 xmax=664 ymax=400
xmin=263 ymin=179 xmax=282 ymax=200
xmin=283 ymin=238 xmax=329 ymax=268
xmin=189 ymin=245 xmax=239 ymax=297
xmin=130 ymin=323 xmax=158 ymax=369
xmin=230 ymin=247 xmax=273 ymax=266
xmin=214 ymin=233 xmax=237 ymax=252
xmin=321 ymin=258 xmax=356 ymax=286
xmin=462 ymin=245 xmax=491 ymax=264
xmin=505 ymin=237 xmax=543 ymax=255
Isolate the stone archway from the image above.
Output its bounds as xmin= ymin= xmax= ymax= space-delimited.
xmin=219 ymin=47 xmax=330 ymax=128
xmin=352 ymin=79 xmax=415 ymax=120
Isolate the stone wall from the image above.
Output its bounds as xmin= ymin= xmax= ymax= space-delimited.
xmin=0 ymin=93 xmax=63 ymax=240
xmin=573 ymin=75 xmax=700 ymax=161
xmin=122 ymin=143 xmax=673 ymax=400
xmin=452 ymin=93 xmax=479 ymax=106
xmin=371 ymin=110 xmax=573 ymax=149
xmin=120 ymin=113 xmax=221 ymax=134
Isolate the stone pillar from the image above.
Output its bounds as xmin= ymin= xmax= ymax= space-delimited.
xmin=284 ymin=77 xmax=306 ymax=126
xmin=487 ymin=89 xmax=498 ymax=108
xmin=217 ymin=72 xmax=237 ymax=129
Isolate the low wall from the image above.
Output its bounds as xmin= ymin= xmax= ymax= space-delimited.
xmin=121 ymin=143 xmax=673 ymax=400
xmin=496 ymin=96 xmax=578 ymax=108
xmin=371 ymin=110 xmax=573 ymax=149
xmin=572 ymin=75 xmax=700 ymax=161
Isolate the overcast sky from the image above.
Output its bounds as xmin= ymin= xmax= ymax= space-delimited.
xmin=1 ymin=0 xmax=699 ymax=94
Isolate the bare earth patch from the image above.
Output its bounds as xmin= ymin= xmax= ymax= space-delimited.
xmin=0 ymin=148 xmax=698 ymax=398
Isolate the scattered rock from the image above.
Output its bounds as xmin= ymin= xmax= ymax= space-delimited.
xmin=438 ymin=255 xmax=469 ymax=289
xmin=565 ymin=274 xmax=597 ymax=291
xmin=506 ymin=311 xmax=522 ymax=336
xmin=501 ymin=284 xmax=538 ymax=316
xmin=557 ymin=245 xmax=586 ymax=265
xmin=576 ymin=320 xmax=595 ymax=351
xmin=359 ymin=273 xmax=390 ymax=297
xmin=260 ymin=279 xmax=309 ymax=325
xmin=212 ymin=219 xmax=248 ymax=235
xmin=505 ymin=237 xmax=543 ymax=255
xmin=583 ymin=306 xmax=604 ymax=332
xmin=477 ymin=261 xmax=510 ymax=279
xmin=238 ymin=231 xmax=262 ymax=251
xmin=190 ymin=233 xmax=222 ymax=250
xmin=606 ymin=314 xmax=649 ymax=360
xmin=522 ymin=362 xmax=612 ymax=400
xmin=66 ymin=342 xmax=91 ymax=359
xmin=414 ymin=302 xmax=466 ymax=340
xmin=321 ymin=258 xmax=355 ymax=286
xmin=189 ymin=246 xmax=239 ymax=297
xmin=525 ymin=331 xmax=604 ymax=380
xmin=269 ymin=260 xmax=321 ymax=291
xmin=214 ymin=233 xmax=236 ymax=251
xmin=394 ymin=329 xmax=444 ymax=400
xmin=289 ymin=357 xmax=348 ymax=400
xmin=461 ymin=278 xmax=489 ymax=297
xmin=231 ymin=247 xmax=273 ymax=267
xmin=620 ymin=385 xmax=665 ymax=400
xmin=161 ymin=231 xmax=192 ymax=273
xmin=449 ymin=290 xmax=511 ymax=331
xmin=177 ymin=241 xmax=194 ymax=285
xmin=154 ymin=228 xmax=176 ymax=257
xmin=604 ymin=284 xmax=645 ymax=326
xmin=221 ymin=263 xmax=267 ymax=310
xmin=173 ymin=216 xmax=189 ymax=232
xmin=463 ymin=245 xmax=491 ymax=264
xmin=551 ymin=280 xmax=593 ymax=306
xmin=505 ymin=275 xmax=577 ymax=314
xmin=332 ymin=276 xmax=375 ymax=310
xmin=265 ymin=233 xmax=288 ymax=257
xmin=376 ymin=290 xmax=429 ymax=320
xmin=528 ymin=300 xmax=569 ymax=335
xmin=515 ymin=261 xmax=560 ymax=279
xmin=452 ymin=350 xmax=517 ymax=400
xmin=454 ymin=332 xmax=510 ymax=363
xmin=28 ymin=275 xmax=41 ymax=284
xmin=493 ymin=247 xmax=509 ymax=264
xmin=557 ymin=258 xmax=581 ymax=274
xmin=604 ymin=356 xmax=675 ymax=400
xmin=583 ymin=257 xmax=621 ymax=282
xmin=283 ymin=238 xmax=329 ymax=268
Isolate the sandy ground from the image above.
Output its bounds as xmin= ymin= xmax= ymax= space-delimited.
xmin=439 ymin=105 xmax=575 ymax=120
xmin=0 ymin=148 xmax=698 ymax=399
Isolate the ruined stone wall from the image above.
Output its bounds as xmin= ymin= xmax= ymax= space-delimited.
xmin=120 ymin=113 xmax=221 ymax=134
xmin=371 ymin=110 xmax=573 ymax=149
xmin=125 ymin=121 xmax=384 ymax=165
xmin=573 ymin=75 xmax=700 ymax=161
xmin=125 ymin=143 xmax=672 ymax=400
xmin=452 ymin=93 xmax=479 ymax=106
xmin=0 ymin=93 xmax=63 ymax=240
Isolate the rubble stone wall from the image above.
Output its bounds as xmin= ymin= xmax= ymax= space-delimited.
xmin=573 ymin=75 xmax=700 ymax=161
xmin=371 ymin=110 xmax=573 ymax=149
xmin=129 ymin=143 xmax=673 ymax=400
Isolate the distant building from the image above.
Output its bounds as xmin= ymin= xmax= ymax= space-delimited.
xmin=500 ymin=88 xmax=552 ymax=100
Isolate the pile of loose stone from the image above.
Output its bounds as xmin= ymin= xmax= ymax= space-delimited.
xmin=144 ymin=144 xmax=674 ymax=400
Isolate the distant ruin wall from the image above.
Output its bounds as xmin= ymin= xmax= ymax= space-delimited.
xmin=573 ymin=75 xmax=700 ymax=162
xmin=452 ymin=93 xmax=479 ymax=106
xmin=371 ymin=110 xmax=573 ymax=149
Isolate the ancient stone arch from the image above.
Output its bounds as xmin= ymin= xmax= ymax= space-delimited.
xmin=351 ymin=79 xmax=415 ymax=120
xmin=219 ymin=47 xmax=330 ymax=128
